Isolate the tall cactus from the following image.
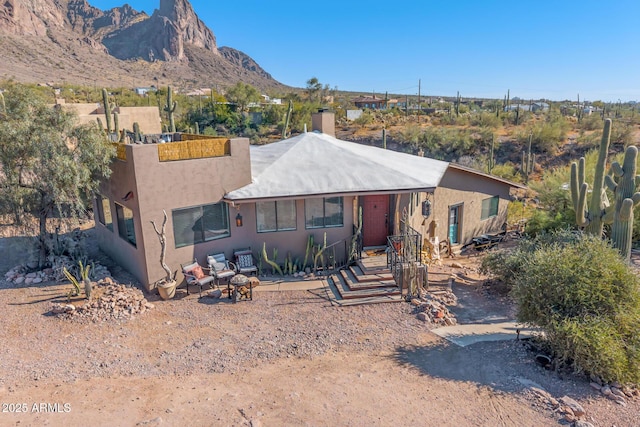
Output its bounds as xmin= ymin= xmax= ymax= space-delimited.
xmin=164 ymin=86 xmax=177 ymax=132
xmin=521 ymin=133 xmax=534 ymax=182
xmin=488 ymin=134 xmax=495 ymax=174
xmin=113 ymin=111 xmax=119 ymax=135
xmin=133 ymin=122 xmax=141 ymax=143
xmin=101 ymin=88 xmax=112 ymax=133
xmin=570 ymin=118 xmax=612 ymax=236
xmin=604 ymin=145 xmax=640 ymax=261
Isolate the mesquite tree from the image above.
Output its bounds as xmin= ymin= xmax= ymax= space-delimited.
xmin=0 ymin=82 xmax=115 ymax=267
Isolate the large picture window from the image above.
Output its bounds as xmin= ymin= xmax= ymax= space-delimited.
xmin=256 ymin=200 xmax=296 ymax=232
xmin=115 ymin=203 xmax=136 ymax=247
xmin=481 ymin=196 xmax=499 ymax=220
xmin=172 ymin=202 xmax=230 ymax=248
xmin=305 ymin=197 xmax=344 ymax=229
xmin=96 ymin=194 xmax=113 ymax=231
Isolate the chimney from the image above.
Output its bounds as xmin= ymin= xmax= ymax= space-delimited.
xmin=311 ymin=108 xmax=335 ymax=137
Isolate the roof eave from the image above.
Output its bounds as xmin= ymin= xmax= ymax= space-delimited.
xmin=224 ymin=187 xmax=437 ymax=204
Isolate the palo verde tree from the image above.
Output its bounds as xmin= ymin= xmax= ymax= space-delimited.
xmin=225 ymin=82 xmax=261 ymax=113
xmin=0 ymin=82 xmax=115 ymax=267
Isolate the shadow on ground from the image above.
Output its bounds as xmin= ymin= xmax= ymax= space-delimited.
xmin=391 ymin=339 xmax=596 ymax=400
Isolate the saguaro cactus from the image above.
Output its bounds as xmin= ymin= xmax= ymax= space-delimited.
xmin=164 ymin=86 xmax=177 ymax=132
xmin=133 ymin=122 xmax=141 ymax=143
xmin=570 ymin=119 xmax=612 ymax=236
xmin=605 ymin=145 xmax=640 ymax=261
xmin=488 ymin=135 xmax=495 ymax=174
xmin=102 ymin=88 xmax=112 ymax=133
xmin=521 ymin=133 xmax=534 ymax=182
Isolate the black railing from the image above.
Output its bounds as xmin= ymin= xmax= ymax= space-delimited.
xmin=313 ymin=239 xmax=349 ymax=274
xmin=387 ymin=221 xmax=424 ymax=294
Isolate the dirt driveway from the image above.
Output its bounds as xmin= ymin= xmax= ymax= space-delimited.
xmin=0 ymin=231 xmax=638 ymax=426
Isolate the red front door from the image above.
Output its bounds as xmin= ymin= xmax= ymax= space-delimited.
xmin=362 ymin=195 xmax=390 ymax=247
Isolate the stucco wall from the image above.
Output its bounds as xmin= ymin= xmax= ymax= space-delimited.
xmin=58 ymin=103 xmax=162 ymax=134
xmin=96 ymin=138 xmax=252 ymax=289
xmin=430 ymin=168 xmax=511 ymax=245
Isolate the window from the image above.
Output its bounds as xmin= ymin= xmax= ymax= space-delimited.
xmin=481 ymin=196 xmax=499 ymax=220
xmin=172 ymin=202 xmax=230 ymax=248
xmin=115 ymin=203 xmax=136 ymax=247
xmin=305 ymin=197 xmax=343 ymax=229
xmin=96 ymin=194 xmax=113 ymax=231
xmin=256 ymin=200 xmax=296 ymax=232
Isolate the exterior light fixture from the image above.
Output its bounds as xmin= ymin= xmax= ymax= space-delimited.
xmin=235 ymin=212 xmax=243 ymax=227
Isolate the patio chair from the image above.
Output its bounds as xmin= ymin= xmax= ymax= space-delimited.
xmin=233 ymin=248 xmax=258 ymax=276
xmin=206 ymin=253 xmax=237 ymax=289
xmin=181 ymin=259 xmax=216 ymax=297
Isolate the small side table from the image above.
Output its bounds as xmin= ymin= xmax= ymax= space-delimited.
xmin=229 ymin=274 xmax=252 ymax=303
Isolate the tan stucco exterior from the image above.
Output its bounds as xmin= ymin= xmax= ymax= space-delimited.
xmin=96 ymin=138 xmax=252 ymax=289
xmin=96 ymin=116 xmax=521 ymax=291
xmin=429 ymin=167 xmax=511 ymax=245
xmin=56 ymin=101 xmax=162 ymax=134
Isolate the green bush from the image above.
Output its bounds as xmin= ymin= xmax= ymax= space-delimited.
xmin=483 ymin=231 xmax=640 ymax=384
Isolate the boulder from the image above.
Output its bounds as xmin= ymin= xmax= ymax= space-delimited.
xmin=559 ymin=396 xmax=585 ymax=417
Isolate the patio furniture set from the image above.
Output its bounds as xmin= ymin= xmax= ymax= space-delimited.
xmin=180 ymin=248 xmax=258 ymax=302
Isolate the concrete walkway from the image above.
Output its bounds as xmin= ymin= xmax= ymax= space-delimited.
xmin=431 ymin=321 xmax=539 ymax=347
xmin=252 ymin=278 xmax=326 ymax=292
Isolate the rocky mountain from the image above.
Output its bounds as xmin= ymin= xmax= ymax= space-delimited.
xmin=0 ymin=0 xmax=283 ymax=91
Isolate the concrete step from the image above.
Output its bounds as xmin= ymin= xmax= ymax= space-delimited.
xmin=329 ymin=273 xmax=401 ymax=300
xmin=348 ymin=265 xmax=394 ymax=283
xmin=355 ymin=259 xmax=390 ymax=276
xmin=340 ymin=269 xmax=396 ymax=291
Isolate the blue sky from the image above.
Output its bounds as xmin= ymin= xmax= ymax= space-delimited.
xmin=90 ymin=0 xmax=639 ymax=102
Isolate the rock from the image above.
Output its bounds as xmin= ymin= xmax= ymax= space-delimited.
xmin=610 ymin=387 xmax=626 ymax=399
xmin=24 ymin=277 xmax=33 ymax=285
xmin=450 ymin=262 xmax=464 ymax=269
xmin=207 ymin=289 xmax=222 ymax=299
xmin=416 ymin=312 xmax=430 ymax=322
xmin=250 ymin=419 xmax=262 ymax=427
xmin=589 ymin=382 xmax=601 ymax=391
xmin=14 ymin=276 xmax=25 ymax=285
xmin=26 ymin=272 xmax=37 ymax=278
xmin=573 ymin=421 xmax=595 ymax=427
xmin=410 ymin=298 xmax=422 ymax=306
xmin=145 ymin=302 xmax=155 ymax=309
xmin=559 ymin=396 xmax=585 ymax=417
xmin=32 ymin=277 xmax=43 ymax=284
xmin=136 ymin=416 xmax=163 ymax=426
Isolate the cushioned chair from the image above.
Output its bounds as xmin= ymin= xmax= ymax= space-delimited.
xmin=233 ymin=248 xmax=258 ymax=276
xmin=181 ymin=260 xmax=215 ymax=297
xmin=207 ymin=253 xmax=236 ymax=289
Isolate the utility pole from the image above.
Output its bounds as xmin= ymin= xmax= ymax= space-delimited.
xmin=418 ymin=79 xmax=421 ymax=121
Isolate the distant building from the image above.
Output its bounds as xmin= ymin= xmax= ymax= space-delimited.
xmin=353 ymin=95 xmax=398 ymax=110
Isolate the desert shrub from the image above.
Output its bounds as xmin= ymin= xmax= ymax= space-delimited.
xmin=610 ymin=122 xmax=634 ymax=146
xmin=579 ymin=114 xmax=603 ymax=131
xmin=517 ymin=113 xmax=570 ymax=153
xmin=484 ymin=231 xmax=640 ymax=384
xmin=524 ymin=209 xmax=574 ymax=237
xmin=470 ymin=112 xmax=501 ymax=129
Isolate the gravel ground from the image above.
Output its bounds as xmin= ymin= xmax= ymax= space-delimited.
xmin=0 ymin=278 xmax=426 ymax=384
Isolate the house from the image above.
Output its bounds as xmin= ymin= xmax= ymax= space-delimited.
xmin=54 ymin=99 xmax=162 ymax=134
xmin=353 ymin=95 xmax=398 ymax=110
xmin=94 ymin=111 xmax=524 ymax=290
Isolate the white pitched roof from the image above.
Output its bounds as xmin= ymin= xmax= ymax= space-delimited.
xmin=225 ymin=132 xmax=449 ymax=201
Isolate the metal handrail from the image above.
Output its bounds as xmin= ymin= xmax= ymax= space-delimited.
xmin=314 ymin=239 xmax=349 ymax=274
